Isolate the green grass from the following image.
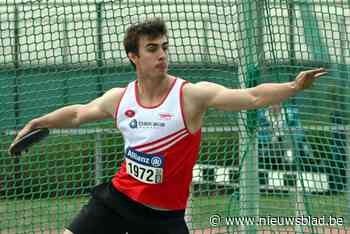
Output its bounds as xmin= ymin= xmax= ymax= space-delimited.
xmin=1 ymin=193 xmax=348 ymax=233
xmin=0 ymin=196 xmax=89 ymax=234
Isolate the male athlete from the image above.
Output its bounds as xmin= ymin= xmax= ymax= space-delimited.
xmin=9 ymin=18 xmax=327 ymax=234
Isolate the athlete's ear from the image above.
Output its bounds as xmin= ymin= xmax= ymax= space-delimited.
xmin=128 ymin=52 xmax=138 ymax=65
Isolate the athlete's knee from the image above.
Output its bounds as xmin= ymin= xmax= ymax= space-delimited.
xmin=63 ymin=229 xmax=74 ymax=234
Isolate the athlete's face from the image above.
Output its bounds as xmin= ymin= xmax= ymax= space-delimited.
xmin=129 ymin=35 xmax=169 ymax=79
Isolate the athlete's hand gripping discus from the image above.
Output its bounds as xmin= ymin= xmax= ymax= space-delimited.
xmin=9 ymin=128 xmax=50 ymax=156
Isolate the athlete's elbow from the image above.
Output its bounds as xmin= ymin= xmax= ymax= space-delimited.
xmin=72 ymin=105 xmax=85 ymax=127
xmin=250 ymin=96 xmax=263 ymax=109
xmin=71 ymin=117 xmax=81 ymax=128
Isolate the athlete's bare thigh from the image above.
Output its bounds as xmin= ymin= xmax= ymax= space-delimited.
xmin=63 ymin=229 xmax=73 ymax=234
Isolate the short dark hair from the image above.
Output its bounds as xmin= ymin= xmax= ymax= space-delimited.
xmin=123 ymin=17 xmax=168 ymax=68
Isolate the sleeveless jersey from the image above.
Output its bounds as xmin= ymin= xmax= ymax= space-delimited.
xmin=113 ymin=78 xmax=201 ymax=210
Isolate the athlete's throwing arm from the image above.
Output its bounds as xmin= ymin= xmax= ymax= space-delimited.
xmin=182 ymin=68 xmax=327 ymax=133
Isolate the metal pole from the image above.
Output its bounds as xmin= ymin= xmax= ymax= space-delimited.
xmin=96 ymin=2 xmax=104 ymax=97
xmin=338 ymin=15 xmax=347 ymax=112
xmin=237 ymin=1 xmax=264 ymax=233
xmin=346 ymin=129 xmax=350 ymax=220
xmin=62 ymin=17 xmax=69 ymax=105
xmin=13 ymin=5 xmax=20 ymax=129
xmin=288 ymin=0 xmax=295 ymax=83
xmin=95 ymin=131 xmax=103 ymax=185
xmin=12 ymin=4 xmax=23 ymax=195
xmin=338 ymin=15 xmax=350 ymax=220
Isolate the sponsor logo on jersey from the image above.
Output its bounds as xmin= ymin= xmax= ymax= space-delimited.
xmin=159 ymin=113 xmax=173 ymax=120
xmin=125 ymin=109 xmax=136 ymax=118
xmin=150 ymin=156 xmax=163 ymax=167
xmin=128 ymin=119 xmax=166 ymax=129
xmin=129 ymin=119 xmax=138 ymax=129
xmin=126 ymin=147 xmax=164 ymax=168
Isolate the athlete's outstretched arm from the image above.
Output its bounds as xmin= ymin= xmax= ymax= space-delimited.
xmin=10 ymin=88 xmax=123 ymax=147
xmin=190 ymin=68 xmax=327 ymax=112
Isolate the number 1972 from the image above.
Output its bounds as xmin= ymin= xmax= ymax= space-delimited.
xmin=127 ymin=162 xmax=154 ymax=183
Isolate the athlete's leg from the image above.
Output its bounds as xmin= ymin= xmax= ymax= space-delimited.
xmin=63 ymin=229 xmax=74 ymax=234
xmin=66 ymin=196 xmax=128 ymax=234
xmin=127 ymin=218 xmax=189 ymax=234
xmin=161 ymin=220 xmax=189 ymax=234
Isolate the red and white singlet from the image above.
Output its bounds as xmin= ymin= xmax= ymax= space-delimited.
xmin=113 ymin=78 xmax=201 ymax=210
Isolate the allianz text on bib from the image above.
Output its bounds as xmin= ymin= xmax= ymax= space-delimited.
xmin=125 ymin=147 xmax=164 ymax=184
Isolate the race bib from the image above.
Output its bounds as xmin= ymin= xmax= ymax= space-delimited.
xmin=125 ymin=147 xmax=164 ymax=184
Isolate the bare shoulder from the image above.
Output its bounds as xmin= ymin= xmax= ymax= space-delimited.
xmin=182 ymin=81 xmax=210 ymax=99
xmin=182 ymin=81 xmax=213 ymax=115
xmin=182 ymin=81 xmax=225 ymax=108
xmin=95 ymin=87 xmax=126 ymax=117
xmin=183 ymin=81 xmax=224 ymax=94
xmin=102 ymin=87 xmax=125 ymax=100
xmin=181 ymin=81 xmax=219 ymax=132
xmin=182 ymin=82 xmax=200 ymax=102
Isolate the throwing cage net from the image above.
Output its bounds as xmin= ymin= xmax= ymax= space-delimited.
xmin=0 ymin=0 xmax=349 ymax=233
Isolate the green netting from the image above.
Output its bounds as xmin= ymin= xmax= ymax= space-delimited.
xmin=0 ymin=0 xmax=349 ymax=233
